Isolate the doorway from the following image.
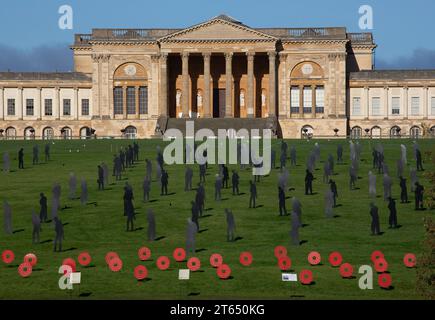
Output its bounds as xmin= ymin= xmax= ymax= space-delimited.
xmin=213 ymin=88 xmax=226 ymax=118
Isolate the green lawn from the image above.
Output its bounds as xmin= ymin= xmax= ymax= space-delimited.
xmin=0 ymin=138 xmax=433 ymax=300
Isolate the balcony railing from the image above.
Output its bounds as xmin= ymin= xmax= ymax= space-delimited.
xmin=347 ymin=33 xmax=373 ymax=43
xmin=287 ymin=27 xmax=346 ymax=38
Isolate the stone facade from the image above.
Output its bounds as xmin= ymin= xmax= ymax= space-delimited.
xmin=0 ymin=15 xmax=434 ymax=139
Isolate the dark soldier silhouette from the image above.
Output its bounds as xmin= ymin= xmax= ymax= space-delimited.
xmin=249 ymin=180 xmax=257 ymax=208
xmin=329 ymin=179 xmax=338 ymax=207
xmin=191 ymin=200 xmax=200 ymax=231
xmin=232 ymin=170 xmax=240 ymax=195
xmin=416 ymin=149 xmax=424 ymax=171
xmin=18 ymin=148 xmax=24 ymax=169
xmin=39 ymin=193 xmax=48 ymax=223
xmin=225 ymin=208 xmax=236 ymax=242
xmin=44 ymin=144 xmax=50 ymax=162
xmin=222 ymin=165 xmax=229 ymax=188
xmin=304 ymin=169 xmax=314 ymax=195
xmin=160 ymin=170 xmax=169 ymax=195
xmin=97 ymin=165 xmax=104 ymax=190
xmin=196 ymin=183 xmax=205 ymax=217
xmin=32 ymin=145 xmax=39 ymax=165
xmin=387 ymin=197 xmax=398 ymax=229
xmin=278 ymin=186 xmax=286 ymax=216
xmin=414 ymin=182 xmax=424 ymax=210
xmin=369 ymin=203 xmax=381 ymax=236
xmin=336 ymin=144 xmax=343 ymax=164
xmin=53 ymin=217 xmax=64 ymax=252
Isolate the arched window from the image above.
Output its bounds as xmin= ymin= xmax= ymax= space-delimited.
xmin=61 ymin=127 xmax=72 ymax=139
xmin=351 ymin=126 xmax=362 ymax=139
xmin=430 ymin=126 xmax=435 ymax=137
xmin=42 ymin=127 xmax=54 ymax=140
xmin=371 ymin=126 xmax=381 ymax=139
xmin=80 ymin=127 xmax=90 ymax=139
xmin=390 ymin=126 xmax=401 ymax=138
xmin=5 ymin=127 xmax=16 ymax=140
xmin=125 ymin=126 xmax=137 ymax=139
xmin=301 ymin=125 xmax=314 ymax=139
xmin=24 ymin=127 xmax=35 ymax=140
xmin=410 ymin=126 xmax=421 ymax=139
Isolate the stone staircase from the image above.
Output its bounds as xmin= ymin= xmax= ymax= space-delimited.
xmin=164 ymin=117 xmax=279 ymax=138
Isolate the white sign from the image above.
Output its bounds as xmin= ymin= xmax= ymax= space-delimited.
xmin=178 ymin=269 xmax=190 ymax=280
xmin=282 ymin=273 xmax=298 ymax=282
xmin=70 ymin=272 xmax=82 ymax=285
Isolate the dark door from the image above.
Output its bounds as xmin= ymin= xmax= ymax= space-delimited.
xmin=213 ymin=88 xmax=226 ymax=118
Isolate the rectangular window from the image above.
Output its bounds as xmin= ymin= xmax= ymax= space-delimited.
xmin=352 ymin=97 xmax=361 ymax=115
xmin=114 ymin=87 xmax=123 ymax=115
xmin=81 ymin=99 xmax=89 ymax=116
xmin=290 ymin=86 xmax=299 ymax=113
xmin=371 ymin=97 xmax=381 ymax=115
xmin=7 ymin=99 xmax=15 ymax=116
xmin=303 ymin=86 xmax=312 ymax=113
xmin=26 ymin=99 xmax=34 ymax=116
xmin=411 ymin=97 xmax=420 ymax=115
xmin=315 ymin=86 xmax=324 ymax=113
xmin=126 ymin=87 xmax=136 ymax=115
xmin=139 ymin=86 xmax=148 ymax=114
xmin=391 ymin=97 xmax=400 ymax=115
xmin=44 ymin=99 xmax=52 ymax=116
xmin=63 ymin=99 xmax=71 ymax=116
xmin=431 ymin=97 xmax=435 ymax=115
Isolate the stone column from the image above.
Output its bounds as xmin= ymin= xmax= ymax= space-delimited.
xmin=181 ymin=52 xmax=190 ymax=118
xmin=159 ymin=53 xmax=168 ymax=117
xmin=403 ymin=86 xmax=408 ymax=119
xmin=202 ymin=52 xmax=211 ymax=118
xmin=299 ymin=85 xmax=304 ymax=115
xmin=364 ymin=86 xmax=369 ymax=119
xmin=74 ymin=87 xmax=79 ymax=120
xmin=0 ymin=87 xmax=3 ymax=120
xmin=54 ymin=87 xmax=60 ymax=120
xmin=278 ymin=53 xmax=288 ymax=118
xmin=311 ymin=85 xmax=316 ymax=117
xmin=423 ymin=86 xmax=429 ymax=119
xmin=246 ymin=52 xmax=255 ymax=118
xmin=17 ymin=87 xmax=23 ymax=120
xmin=268 ymin=51 xmax=276 ymax=117
xmin=37 ymin=87 xmax=42 ymax=120
xmin=383 ymin=86 xmax=389 ymax=118
xmin=225 ymin=52 xmax=233 ymax=117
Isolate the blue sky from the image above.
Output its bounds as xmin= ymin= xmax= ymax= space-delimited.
xmin=0 ymin=0 xmax=434 ymax=71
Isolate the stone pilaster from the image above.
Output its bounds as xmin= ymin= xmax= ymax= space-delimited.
xmin=268 ymin=51 xmax=276 ymax=117
xmin=278 ymin=53 xmax=288 ymax=119
xmin=181 ymin=52 xmax=190 ymax=118
xmin=225 ymin=52 xmax=233 ymax=118
xmin=159 ymin=53 xmax=168 ymax=117
xmin=246 ymin=52 xmax=255 ymax=118
xmin=202 ymin=52 xmax=211 ymax=118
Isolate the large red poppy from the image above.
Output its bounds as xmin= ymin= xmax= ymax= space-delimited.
xmin=210 ymin=254 xmax=223 ymax=268
xmin=328 ymin=252 xmax=343 ymax=267
xmin=278 ymin=256 xmax=291 ymax=271
xmin=308 ymin=251 xmax=321 ymax=266
xmin=274 ymin=246 xmax=287 ymax=259
xmin=339 ymin=263 xmax=354 ymax=278
xmin=109 ymin=257 xmax=123 ymax=272
xmin=78 ymin=252 xmax=91 ymax=267
xmin=24 ymin=253 xmax=38 ymax=267
xmin=18 ymin=262 xmax=32 ymax=278
xmin=378 ymin=273 xmax=392 ymax=289
xmin=134 ymin=265 xmax=148 ymax=280
xmin=217 ymin=264 xmax=231 ymax=280
xmin=105 ymin=252 xmax=119 ymax=265
xmin=62 ymin=258 xmax=77 ymax=273
xmin=187 ymin=257 xmax=201 ymax=272
xmin=239 ymin=252 xmax=253 ymax=267
xmin=403 ymin=253 xmax=416 ymax=268
xmin=299 ymin=270 xmax=313 ymax=285
xmin=371 ymin=250 xmax=384 ymax=263
xmin=156 ymin=256 xmax=170 ymax=270
xmin=1 ymin=250 xmax=14 ymax=264
xmin=173 ymin=248 xmax=186 ymax=262
xmin=374 ymin=258 xmax=388 ymax=273
xmin=138 ymin=247 xmax=151 ymax=261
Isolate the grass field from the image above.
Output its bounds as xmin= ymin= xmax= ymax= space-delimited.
xmin=0 ymin=138 xmax=433 ymax=300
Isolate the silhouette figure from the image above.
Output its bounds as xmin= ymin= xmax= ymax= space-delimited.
xmin=3 ymin=152 xmax=10 ymax=172
xmin=324 ymin=189 xmax=334 ymax=218
xmin=387 ymin=197 xmax=398 ymax=229
xmin=249 ymin=180 xmax=257 ymax=208
xmin=160 ymin=169 xmax=169 ymax=195
xmin=336 ymin=144 xmax=343 ymax=164
xmin=368 ymin=171 xmax=377 ymax=198
xmin=199 ymin=164 xmax=206 ymax=183
xmin=185 ymin=167 xmax=193 ymax=191
xmin=292 ymin=197 xmax=302 ymax=227
xmin=399 ymin=176 xmax=408 ymax=203
xmin=191 ymin=200 xmax=200 ymax=231
xmin=18 ymin=148 xmax=24 ymax=169
xmin=32 ymin=210 xmax=41 ymax=244
xmin=44 ymin=144 xmax=50 ymax=162
xmin=278 ymin=186 xmax=286 ymax=216
xmin=290 ymin=209 xmax=300 ymax=246
xmin=196 ymin=183 xmax=205 ymax=217
xmin=39 ymin=193 xmax=48 ymax=222
xmin=68 ymin=172 xmax=77 ymax=200
xmin=214 ymin=174 xmax=222 ymax=201
xmin=305 ymin=169 xmax=314 ymax=195
xmin=369 ymin=203 xmax=381 ymax=236
xmin=80 ymin=179 xmax=88 ymax=205
xmin=416 ymin=149 xmax=424 ymax=171
xmin=97 ymin=165 xmax=104 ymax=190
xmin=3 ymin=201 xmax=12 ymax=235
xmin=414 ymin=182 xmax=424 ymax=210
xmin=225 ymin=208 xmax=236 ymax=242
xmin=32 ymin=145 xmax=39 ymax=165
xmin=143 ymin=176 xmax=151 ymax=202
xmin=186 ymin=218 xmax=198 ymax=255
xmin=53 ymin=217 xmax=64 ymax=252
xmin=383 ymin=174 xmax=393 ymax=201
xmin=290 ymin=145 xmax=296 ymax=166
xmin=329 ymin=179 xmax=338 ymax=207
xmin=232 ymin=170 xmax=240 ymax=195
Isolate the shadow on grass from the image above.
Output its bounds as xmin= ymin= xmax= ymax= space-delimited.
xmin=155 ymin=236 xmax=166 ymax=241
xmin=13 ymin=229 xmax=25 ymax=234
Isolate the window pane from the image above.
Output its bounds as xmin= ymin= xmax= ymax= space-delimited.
xmin=391 ymin=97 xmax=400 ymax=115
xmin=26 ymin=99 xmax=34 ymax=116
xmin=45 ymin=99 xmax=52 ymax=116
xmin=371 ymin=97 xmax=381 ymax=115
xmin=411 ymin=97 xmax=420 ymax=115
xmin=81 ymin=99 xmax=89 ymax=116
xmin=139 ymin=86 xmax=148 ymax=114
xmin=114 ymin=87 xmax=123 ymax=115
xmin=432 ymin=97 xmax=435 ymax=115
xmin=63 ymin=99 xmax=71 ymax=116
xmin=290 ymin=86 xmax=299 ymax=113
xmin=352 ymin=97 xmax=361 ymax=115
xmin=126 ymin=87 xmax=136 ymax=114
xmin=7 ymin=99 xmax=15 ymax=116
xmin=315 ymin=86 xmax=324 ymax=113
xmin=303 ymin=86 xmax=312 ymax=113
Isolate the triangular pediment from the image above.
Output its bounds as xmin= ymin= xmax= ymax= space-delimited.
xmin=159 ymin=16 xmax=277 ymax=42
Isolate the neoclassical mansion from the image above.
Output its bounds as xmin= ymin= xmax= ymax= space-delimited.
xmin=0 ymin=15 xmax=434 ymax=139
